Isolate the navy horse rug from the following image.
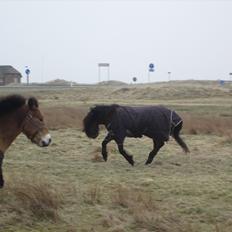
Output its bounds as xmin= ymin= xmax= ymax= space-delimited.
xmin=83 ymin=104 xmax=189 ymax=166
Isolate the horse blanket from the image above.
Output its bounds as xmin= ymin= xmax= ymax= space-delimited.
xmin=106 ymin=105 xmax=182 ymax=141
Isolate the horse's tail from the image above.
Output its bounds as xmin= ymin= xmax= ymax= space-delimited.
xmin=172 ymin=121 xmax=190 ymax=153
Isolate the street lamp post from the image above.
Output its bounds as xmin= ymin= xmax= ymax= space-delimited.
xmin=229 ymin=73 xmax=232 ymax=81
xmin=168 ymin=72 xmax=171 ymax=82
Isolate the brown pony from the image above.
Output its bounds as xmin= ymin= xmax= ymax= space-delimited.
xmin=0 ymin=95 xmax=51 ymax=188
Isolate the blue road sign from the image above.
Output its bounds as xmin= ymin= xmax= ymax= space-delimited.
xmin=149 ymin=68 xmax=154 ymax=72
xmin=219 ymin=80 xmax=225 ymax=86
xmin=25 ymin=68 xmax=30 ymax=75
xmin=149 ymin=63 xmax=154 ymax=69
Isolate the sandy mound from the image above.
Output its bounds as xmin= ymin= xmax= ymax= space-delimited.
xmin=46 ymin=79 xmax=77 ymax=86
xmin=98 ymin=80 xmax=127 ymax=86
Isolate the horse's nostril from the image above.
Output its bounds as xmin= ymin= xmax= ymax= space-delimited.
xmin=42 ymin=141 xmax=47 ymax=146
xmin=41 ymin=138 xmax=51 ymax=147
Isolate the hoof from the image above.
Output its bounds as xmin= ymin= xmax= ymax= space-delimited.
xmin=0 ymin=180 xmax=4 ymax=189
xmin=128 ymin=156 xmax=134 ymax=166
xmin=102 ymin=154 xmax=108 ymax=162
xmin=129 ymin=160 xmax=134 ymax=166
xmin=145 ymin=160 xmax=151 ymax=165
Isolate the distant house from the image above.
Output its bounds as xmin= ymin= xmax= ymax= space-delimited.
xmin=0 ymin=65 xmax=22 ymax=86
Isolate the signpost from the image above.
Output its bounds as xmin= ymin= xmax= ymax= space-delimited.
xmin=25 ymin=67 xmax=30 ymax=85
xmin=168 ymin=72 xmax=171 ymax=82
xmin=229 ymin=73 xmax=232 ymax=81
xmin=132 ymin=77 xmax=137 ymax=83
xmin=148 ymin=63 xmax=155 ymax=82
xmin=98 ymin=63 xmax=110 ymax=82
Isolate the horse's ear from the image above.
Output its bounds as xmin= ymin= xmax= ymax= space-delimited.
xmin=28 ymin=97 xmax=39 ymax=110
xmin=90 ymin=105 xmax=97 ymax=112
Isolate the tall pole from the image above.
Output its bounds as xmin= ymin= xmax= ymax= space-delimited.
xmin=168 ymin=72 xmax=171 ymax=82
xmin=107 ymin=66 xmax=110 ymax=81
xmin=98 ymin=63 xmax=110 ymax=83
xmin=41 ymin=55 xmax=45 ymax=83
xmin=147 ymin=71 xmax=150 ymax=82
xmin=98 ymin=66 xmax=101 ymax=83
xmin=25 ymin=66 xmax=30 ymax=86
xmin=148 ymin=63 xmax=154 ymax=83
xmin=229 ymin=73 xmax=232 ymax=81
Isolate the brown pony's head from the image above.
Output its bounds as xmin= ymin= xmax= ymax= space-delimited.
xmin=22 ymin=97 xmax=51 ymax=147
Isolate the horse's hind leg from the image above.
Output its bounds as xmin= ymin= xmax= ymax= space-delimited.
xmin=145 ymin=139 xmax=164 ymax=165
xmin=0 ymin=153 xmax=4 ymax=188
xmin=172 ymin=121 xmax=190 ymax=153
xmin=116 ymin=142 xmax=134 ymax=166
xmin=102 ymin=133 xmax=114 ymax=161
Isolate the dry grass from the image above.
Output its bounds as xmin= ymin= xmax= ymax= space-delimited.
xmin=10 ymin=180 xmax=63 ymax=221
xmin=110 ymin=185 xmax=185 ymax=232
xmin=90 ymin=147 xmax=105 ymax=163
xmin=0 ymin=82 xmax=231 ymax=231
xmin=221 ymin=134 xmax=232 ymax=144
xmin=0 ymin=176 xmax=64 ymax=231
xmin=83 ymin=185 xmax=102 ymax=205
xmin=111 ymin=185 xmax=155 ymax=209
xmin=182 ymin=114 xmax=232 ymax=137
xmin=39 ymin=106 xmax=232 ymax=139
xmin=90 ymin=145 xmax=118 ymax=163
xmin=1 ymin=129 xmax=232 ymax=231
xmin=42 ymin=105 xmax=87 ymax=130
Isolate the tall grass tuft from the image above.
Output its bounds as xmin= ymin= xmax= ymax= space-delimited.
xmin=8 ymin=178 xmax=64 ymax=221
xmin=111 ymin=185 xmax=186 ymax=232
xmin=182 ymin=114 xmax=232 ymax=137
xmin=83 ymin=185 xmax=102 ymax=205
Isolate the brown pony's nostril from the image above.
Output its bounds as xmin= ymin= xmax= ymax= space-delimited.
xmin=42 ymin=141 xmax=47 ymax=146
xmin=41 ymin=137 xmax=51 ymax=147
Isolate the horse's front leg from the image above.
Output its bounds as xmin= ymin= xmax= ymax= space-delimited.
xmin=145 ymin=139 xmax=164 ymax=165
xmin=116 ymin=139 xmax=134 ymax=166
xmin=0 ymin=152 xmax=4 ymax=188
xmin=102 ymin=133 xmax=114 ymax=161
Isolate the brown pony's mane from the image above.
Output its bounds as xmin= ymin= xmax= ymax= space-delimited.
xmin=0 ymin=95 xmax=26 ymax=117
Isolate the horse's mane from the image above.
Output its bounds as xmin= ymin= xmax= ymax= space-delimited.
xmin=0 ymin=95 xmax=26 ymax=117
xmin=93 ymin=104 xmax=119 ymax=114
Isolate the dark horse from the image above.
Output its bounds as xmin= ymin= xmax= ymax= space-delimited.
xmin=0 ymin=95 xmax=52 ymax=188
xmin=83 ymin=104 xmax=189 ymax=166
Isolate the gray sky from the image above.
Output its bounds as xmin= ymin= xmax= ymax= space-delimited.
xmin=0 ymin=0 xmax=232 ymax=83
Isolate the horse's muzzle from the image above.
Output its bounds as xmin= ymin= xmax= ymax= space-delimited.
xmin=39 ymin=134 xmax=52 ymax=147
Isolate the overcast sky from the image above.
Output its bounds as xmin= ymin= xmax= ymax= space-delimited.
xmin=0 ymin=0 xmax=232 ymax=83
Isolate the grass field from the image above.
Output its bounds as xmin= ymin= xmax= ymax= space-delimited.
xmin=0 ymin=81 xmax=232 ymax=232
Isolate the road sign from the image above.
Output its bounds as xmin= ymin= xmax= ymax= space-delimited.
xmin=149 ymin=63 xmax=154 ymax=69
xmin=25 ymin=68 xmax=30 ymax=75
xmin=148 ymin=63 xmax=155 ymax=72
xmin=25 ymin=67 xmax=30 ymax=85
xmin=132 ymin=77 xmax=137 ymax=82
xmin=98 ymin=63 xmax=110 ymax=67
